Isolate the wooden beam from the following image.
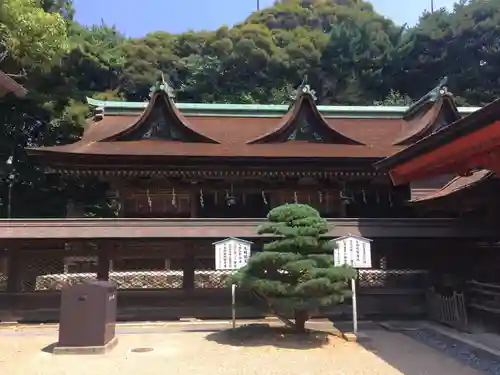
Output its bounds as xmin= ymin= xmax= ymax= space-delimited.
xmin=0 ymin=218 xmax=498 ymax=239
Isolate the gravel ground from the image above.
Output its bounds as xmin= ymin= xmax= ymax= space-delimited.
xmin=403 ymin=327 xmax=500 ymax=375
xmin=0 ymin=326 xmax=482 ymax=375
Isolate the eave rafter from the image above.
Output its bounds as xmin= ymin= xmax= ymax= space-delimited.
xmin=46 ymin=167 xmax=385 ymax=179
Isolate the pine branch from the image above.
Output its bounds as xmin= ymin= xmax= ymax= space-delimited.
xmin=252 ymin=289 xmax=296 ymax=328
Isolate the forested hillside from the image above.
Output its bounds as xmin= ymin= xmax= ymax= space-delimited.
xmin=1 ymin=0 xmax=499 ymax=217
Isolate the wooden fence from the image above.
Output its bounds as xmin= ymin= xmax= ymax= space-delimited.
xmin=0 ymin=269 xmax=430 ymax=323
xmin=426 ymin=287 xmax=468 ymax=331
xmin=427 ymin=280 xmax=500 ymax=332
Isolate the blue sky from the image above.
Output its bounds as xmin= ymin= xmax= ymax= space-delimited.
xmin=74 ymin=0 xmax=457 ymax=37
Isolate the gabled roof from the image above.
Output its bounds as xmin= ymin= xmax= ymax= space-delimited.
xmin=96 ymin=79 xmax=218 ymax=143
xmin=248 ymin=81 xmax=363 ymax=145
xmin=0 ymin=71 xmax=27 ymax=98
xmin=393 ymin=95 xmax=460 ymax=146
xmin=393 ymin=78 xmax=461 ymax=146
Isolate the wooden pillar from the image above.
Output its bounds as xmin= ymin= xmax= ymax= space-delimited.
xmin=182 ymin=249 xmax=195 ymax=290
xmin=97 ymin=241 xmax=111 ymax=281
xmin=339 ymin=202 xmax=347 ymax=218
xmin=6 ymin=244 xmax=21 ymax=293
xmin=190 ymin=187 xmax=198 ymax=218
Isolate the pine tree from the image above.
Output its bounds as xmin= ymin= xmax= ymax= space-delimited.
xmin=232 ymin=204 xmax=356 ymax=332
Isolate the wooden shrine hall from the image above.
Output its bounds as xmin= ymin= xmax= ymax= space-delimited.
xmin=0 ymin=76 xmax=499 ymax=322
xmin=375 ymin=96 xmax=500 ymax=221
xmin=375 ymin=97 xmax=500 ymax=328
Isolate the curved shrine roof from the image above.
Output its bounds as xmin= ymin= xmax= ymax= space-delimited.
xmin=30 ymin=113 xmax=406 ymax=159
xmin=100 ymin=90 xmax=219 ymax=144
xmin=247 ymin=93 xmax=364 ymax=145
xmin=393 ymin=96 xmax=460 ymax=146
xmin=28 ymin=79 xmax=477 ymax=164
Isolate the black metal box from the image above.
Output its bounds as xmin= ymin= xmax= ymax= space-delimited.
xmin=58 ymin=280 xmax=117 ymax=348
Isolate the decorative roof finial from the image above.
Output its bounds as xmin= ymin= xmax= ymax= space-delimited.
xmin=149 ymin=72 xmax=175 ymax=99
xmin=290 ymin=74 xmax=317 ymax=102
xmin=429 ymin=76 xmax=450 ymax=99
xmin=404 ymin=76 xmax=452 ymax=119
xmin=437 ymin=76 xmax=449 ymax=95
xmin=93 ymin=106 xmax=104 ymax=121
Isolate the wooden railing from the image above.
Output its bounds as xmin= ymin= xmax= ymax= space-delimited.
xmin=467 ymin=280 xmax=500 ymax=315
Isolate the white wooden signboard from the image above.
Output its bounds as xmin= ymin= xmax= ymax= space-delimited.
xmin=213 ymin=237 xmax=253 ymax=270
xmin=331 ymin=234 xmax=373 ymax=335
xmin=332 ymin=235 xmax=372 ymax=269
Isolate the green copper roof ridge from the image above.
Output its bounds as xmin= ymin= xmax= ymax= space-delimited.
xmin=86 ymin=97 xmax=480 ymax=115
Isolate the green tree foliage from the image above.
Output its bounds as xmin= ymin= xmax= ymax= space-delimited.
xmin=318 ymin=6 xmax=409 ymax=104
xmin=0 ymin=0 xmax=69 ymax=71
xmin=393 ymin=0 xmax=500 ymax=105
xmin=374 ymin=89 xmax=409 ymax=106
xmin=40 ymin=0 xmax=75 ymax=19
xmin=0 ymin=94 xmax=65 ymax=217
xmin=231 ymin=204 xmax=356 ymax=331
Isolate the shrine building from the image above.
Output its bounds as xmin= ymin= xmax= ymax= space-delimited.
xmin=0 ymin=76 xmax=498 ymax=322
xmin=374 ymin=96 xmax=500 ymax=329
xmin=376 ymin=96 xmax=500 ymax=282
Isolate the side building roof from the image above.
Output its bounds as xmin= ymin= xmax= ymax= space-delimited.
xmin=0 ymin=71 xmax=27 ymax=98
xmin=409 ymin=170 xmax=494 ymax=204
xmin=375 ymin=97 xmax=500 ymax=184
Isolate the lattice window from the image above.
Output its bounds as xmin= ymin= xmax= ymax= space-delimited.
xmin=358 ymin=269 xmax=428 ymax=289
xmin=194 ymin=270 xmax=234 ymax=289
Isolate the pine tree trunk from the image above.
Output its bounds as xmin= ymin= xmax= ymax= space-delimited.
xmin=294 ymin=309 xmax=308 ymax=333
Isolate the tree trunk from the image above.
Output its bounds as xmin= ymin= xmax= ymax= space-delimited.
xmin=294 ymin=309 xmax=309 ymax=333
